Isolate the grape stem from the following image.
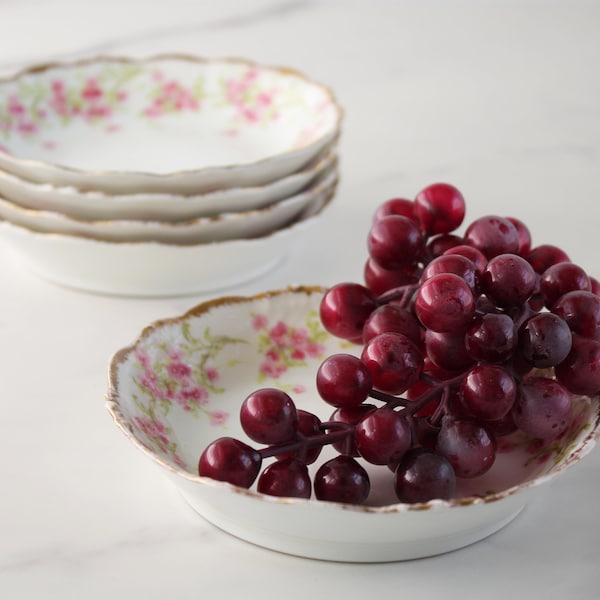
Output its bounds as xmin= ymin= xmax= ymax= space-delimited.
xmin=376 ymin=283 xmax=419 ymax=308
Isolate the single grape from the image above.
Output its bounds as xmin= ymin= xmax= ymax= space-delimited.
xmin=554 ymin=335 xmax=600 ymax=396
xmin=590 ymin=277 xmax=600 ymax=296
xmin=421 ymin=254 xmax=478 ymax=294
xmin=361 ymin=332 xmax=423 ymax=394
xmin=460 ymin=364 xmax=517 ymax=421
xmin=443 ymin=244 xmax=488 ymax=274
xmin=198 ymin=437 xmax=262 ymax=488
xmin=511 ymin=377 xmax=572 ymax=439
xmin=518 ymin=312 xmax=572 ymax=368
xmin=320 ymin=282 xmax=377 ymax=342
xmin=354 ymin=407 xmax=411 ymax=465
xmin=426 ymin=233 xmax=464 ymax=258
xmin=316 ymin=354 xmax=372 ymax=407
xmin=415 ymin=273 xmax=476 ymax=333
xmin=485 ymin=411 xmax=518 ymax=437
xmin=506 ymin=216 xmax=532 ymax=256
xmin=394 ymin=448 xmax=457 ymax=503
xmin=362 ymin=303 xmax=422 ymax=346
xmin=276 ymin=409 xmax=323 ymax=465
xmin=414 ymin=182 xmax=466 ymax=235
xmin=329 ymin=404 xmax=377 ymax=456
xmin=257 ymin=457 xmax=312 ymax=499
xmin=463 ymin=215 xmax=520 ymax=259
xmin=465 ymin=312 xmax=517 ymax=363
xmin=425 ymin=329 xmax=476 ymax=372
xmin=540 ymin=262 xmax=591 ymax=308
xmin=552 ymin=290 xmax=600 ymax=340
xmin=526 ymin=244 xmax=570 ymax=274
xmin=373 ymin=197 xmax=417 ymax=223
xmin=240 ymin=388 xmax=298 ymax=445
xmin=367 ymin=215 xmax=424 ymax=270
xmin=364 ymin=257 xmax=421 ymax=295
xmin=436 ymin=417 xmax=496 ymax=478
xmin=313 ymin=456 xmax=370 ymax=504
xmin=480 ymin=253 xmax=537 ymax=308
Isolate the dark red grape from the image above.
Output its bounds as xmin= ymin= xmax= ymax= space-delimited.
xmin=506 ymin=216 xmax=532 ymax=256
xmin=362 ymin=303 xmax=422 ymax=345
xmin=518 ymin=312 xmax=572 ymax=368
xmin=354 ymin=407 xmax=411 ymax=465
xmin=511 ymin=377 xmax=572 ymax=439
xmin=426 ymin=233 xmax=464 ymax=258
xmin=394 ymin=448 xmax=456 ymax=503
xmin=240 ymin=388 xmax=298 ymax=445
xmin=373 ymin=197 xmax=417 ymax=223
xmin=480 ymin=253 xmax=537 ymax=308
xmin=198 ymin=437 xmax=262 ymax=488
xmin=320 ymin=282 xmax=376 ymax=342
xmin=276 ymin=410 xmax=323 ymax=465
xmin=367 ymin=215 xmax=424 ymax=270
xmin=257 ymin=458 xmax=312 ymax=499
xmin=465 ymin=312 xmax=517 ymax=363
xmin=421 ymin=254 xmax=478 ymax=294
xmin=540 ymin=262 xmax=591 ymax=308
xmin=526 ymin=244 xmax=570 ymax=274
xmin=313 ymin=456 xmax=370 ymax=504
xmin=364 ymin=258 xmax=421 ymax=295
xmin=443 ymin=244 xmax=488 ymax=274
xmin=436 ymin=418 xmax=496 ymax=478
xmin=553 ymin=290 xmax=600 ymax=340
xmin=554 ymin=335 xmax=600 ymax=396
xmin=460 ymin=364 xmax=517 ymax=421
xmin=415 ymin=273 xmax=476 ymax=333
xmin=361 ymin=332 xmax=423 ymax=394
xmin=329 ymin=404 xmax=377 ymax=456
xmin=463 ymin=215 xmax=520 ymax=259
xmin=414 ymin=182 xmax=466 ymax=235
xmin=425 ymin=329 xmax=475 ymax=372
xmin=316 ymin=354 xmax=372 ymax=407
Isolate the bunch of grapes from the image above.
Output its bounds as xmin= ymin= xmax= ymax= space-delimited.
xmin=199 ymin=183 xmax=600 ymax=505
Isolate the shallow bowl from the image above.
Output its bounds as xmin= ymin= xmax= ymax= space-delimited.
xmin=0 ymin=54 xmax=342 ymax=194
xmin=106 ymin=287 xmax=600 ymax=561
xmin=0 ymin=166 xmax=337 ymax=244
xmin=0 ymin=148 xmax=337 ymax=222
xmin=0 ymin=193 xmax=332 ymax=297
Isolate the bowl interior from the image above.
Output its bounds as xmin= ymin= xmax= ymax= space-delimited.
xmin=0 ymin=56 xmax=340 ymax=173
xmin=108 ymin=287 xmax=600 ymax=508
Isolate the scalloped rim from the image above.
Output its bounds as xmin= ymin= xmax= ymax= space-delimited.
xmin=105 ymin=286 xmax=600 ymax=515
xmin=0 ymin=53 xmax=344 ymax=179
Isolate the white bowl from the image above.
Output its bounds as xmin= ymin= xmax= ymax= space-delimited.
xmin=0 ymin=193 xmax=332 ymax=297
xmin=0 ymin=54 xmax=342 ymax=194
xmin=0 ymin=148 xmax=337 ymax=222
xmin=106 ymin=287 xmax=600 ymax=561
xmin=0 ymin=166 xmax=337 ymax=244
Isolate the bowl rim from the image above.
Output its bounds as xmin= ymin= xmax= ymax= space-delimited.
xmin=105 ymin=286 xmax=600 ymax=514
xmin=0 ymin=53 xmax=344 ymax=179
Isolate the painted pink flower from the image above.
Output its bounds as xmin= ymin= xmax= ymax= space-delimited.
xmin=306 ymin=342 xmax=324 ymax=358
xmin=291 ymin=329 xmax=308 ymax=345
xmin=205 ymin=367 xmax=219 ymax=383
xmin=260 ymin=360 xmax=287 ymax=379
xmin=81 ymin=78 xmax=103 ymax=100
xmin=51 ymin=80 xmax=65 ymax=93
xmin=7 ymin=95 xmax=25 ymax=116
xmin=209 ymin=410 xmax=229 ymax=426
xmin=135 ymin=349 xmax=151 ymax=368
xmin=167 ymin=361 xmax=192 ymax=381
xmin=178 ymin=385 xmax=209 ymax=406
xmin=17 ymin=121 xmax=37 ymax=134
xmin=292 ymin=384 xmax=306 ymax=394
xmin=135 ymin=415 xmax=170 ymax=446
xmin=291 ymin=348 xmax=306 ymax=360
xmin=252 ymin=314 xmax=268 ymax=330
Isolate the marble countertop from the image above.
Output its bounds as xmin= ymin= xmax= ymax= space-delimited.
xmin=1 ymin=1 xmax=599 ymax=598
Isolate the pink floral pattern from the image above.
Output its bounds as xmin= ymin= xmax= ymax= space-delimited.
xmin=143 ymin=69 xmax=203 ymax=118
xmin=252 ymin=309 xmax=327 ymax=389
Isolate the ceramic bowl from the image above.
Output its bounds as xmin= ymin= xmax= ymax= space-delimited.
xmin=106 ymin=287 xmax=600 ymax=562
xmin=0 ymin=166 xmax=337 ymax=244
xmin=0 ymin=148 xmax=337 ymax=222
xmin=0 ymin=55 xmax=342 ymax=194
xmin=0 ymin=192 xmax=332 ymax=297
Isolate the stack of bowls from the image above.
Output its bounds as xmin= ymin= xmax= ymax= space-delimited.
xmin=0 ymin=54 xmax=342 ymax=296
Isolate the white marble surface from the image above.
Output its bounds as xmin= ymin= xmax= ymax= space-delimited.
xmin=1 ymin=0 xmax=599 ymax=597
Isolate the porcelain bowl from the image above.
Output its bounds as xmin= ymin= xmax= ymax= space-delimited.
xmin=105 ymin=287 xmax=600 ymax=561
xmin=0 ymin=54 xmax=342 ymax=194
xmin=0 ymin=166 xmax=337 ymax=244
xmin=0 ymin=148 xmax=337 ymax=222
xmin=0 ymin=193 xmax=332 ymax=297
